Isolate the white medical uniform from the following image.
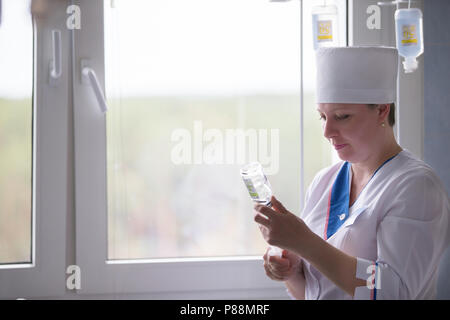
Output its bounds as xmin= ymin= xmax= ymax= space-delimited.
xmin=294 ymin=149 xmax=450 ymax=299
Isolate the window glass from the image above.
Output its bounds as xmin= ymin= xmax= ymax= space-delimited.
xmin=105 ymin=0 xmax=301 ymax=260
xmin=0 ymin=0 xmax=33 ymax=264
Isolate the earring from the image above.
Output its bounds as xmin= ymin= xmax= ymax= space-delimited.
xmin=381 ymin=122 xmax=386 ymax=127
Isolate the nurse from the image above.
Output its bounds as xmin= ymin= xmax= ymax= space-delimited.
xmin=254 ymin=46 xmax=450 ymax=299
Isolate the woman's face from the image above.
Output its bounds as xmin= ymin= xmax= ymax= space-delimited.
xmin=317 ymin=103 xmax=383 ymax=163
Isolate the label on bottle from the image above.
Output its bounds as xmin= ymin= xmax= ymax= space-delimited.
xmin=317 ymin=20 xmax=333 ymax=42
xmin=401 ymin=24 xmax=418 ymax=46
xmin=243 ymin=178 xmax=259 ymax=200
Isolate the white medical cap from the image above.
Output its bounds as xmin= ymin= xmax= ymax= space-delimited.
xmin=315 ymin=46 xmax=398 ymax=104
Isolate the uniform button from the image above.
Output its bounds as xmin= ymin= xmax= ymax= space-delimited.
xmin=339 ymin=213 xmax=346 ymax=220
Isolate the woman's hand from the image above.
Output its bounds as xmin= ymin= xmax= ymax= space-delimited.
xmin=263 ymin=248 xmax=303 ymax=282
xmin=254 ymin=196 xmax=311 ymax=256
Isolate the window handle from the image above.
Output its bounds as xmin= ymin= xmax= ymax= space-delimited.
xmin=49 ymin=29 xmax=62 ymax=86
xmin=82 ymin=65 xmax=108 ymax=113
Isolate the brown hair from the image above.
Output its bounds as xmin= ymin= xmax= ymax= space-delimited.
xmin=367 ymin=103 xmax=396 ymax=127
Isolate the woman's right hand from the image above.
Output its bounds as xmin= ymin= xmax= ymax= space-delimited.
xmin=263 ymin=247 xmax=302 ymax=282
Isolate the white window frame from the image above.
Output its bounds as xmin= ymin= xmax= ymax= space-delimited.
xmin=0 ymin=0 xmax=69 ymax=299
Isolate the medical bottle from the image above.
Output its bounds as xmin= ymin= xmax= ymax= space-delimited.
xmin=395 ymin=8 xmax=424 ymax=73
xmin=240 ymin=162 xmax=272 ymax=206
xmin=312 ymin=4 xmax=339 ymax=50
xmin=240 ymin=162 xmax=282 ymax=257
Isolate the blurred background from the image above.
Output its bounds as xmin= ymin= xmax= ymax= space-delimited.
xmin=0 ymin=0 xmax=33 ymax=264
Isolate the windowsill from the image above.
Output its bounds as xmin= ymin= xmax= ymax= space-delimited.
xmin=106 ymin=255 xmax=262 ymax=265
xmin=0 ymin=263 xmax=35 ymax=270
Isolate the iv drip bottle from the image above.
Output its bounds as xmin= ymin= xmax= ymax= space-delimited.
xmin=312 ymin=4 xmax=339 ymax=50
xmin=240 ymin=162 xmax=272 ymax=207
xmin=240 ymin=162 xmax=282 ymax=257
xmin=395 ymin=8 xmax=424 ymax=73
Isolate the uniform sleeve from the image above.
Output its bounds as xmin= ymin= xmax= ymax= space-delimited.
xmin=354 ymin=172 xmax=450 ymax=300
xmin=287 ymin=172 xmax=320 ymax=300
xmin=285 ymin=259 xmax=306 ymax=300
xmin=299 ymin=166 xmax=330 ymax=221
xmin=299 ymin=183 xmax=313 ymax=221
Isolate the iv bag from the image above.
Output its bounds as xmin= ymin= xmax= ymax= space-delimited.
xmin=395 ymin=8 xmax=424 ymax=73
